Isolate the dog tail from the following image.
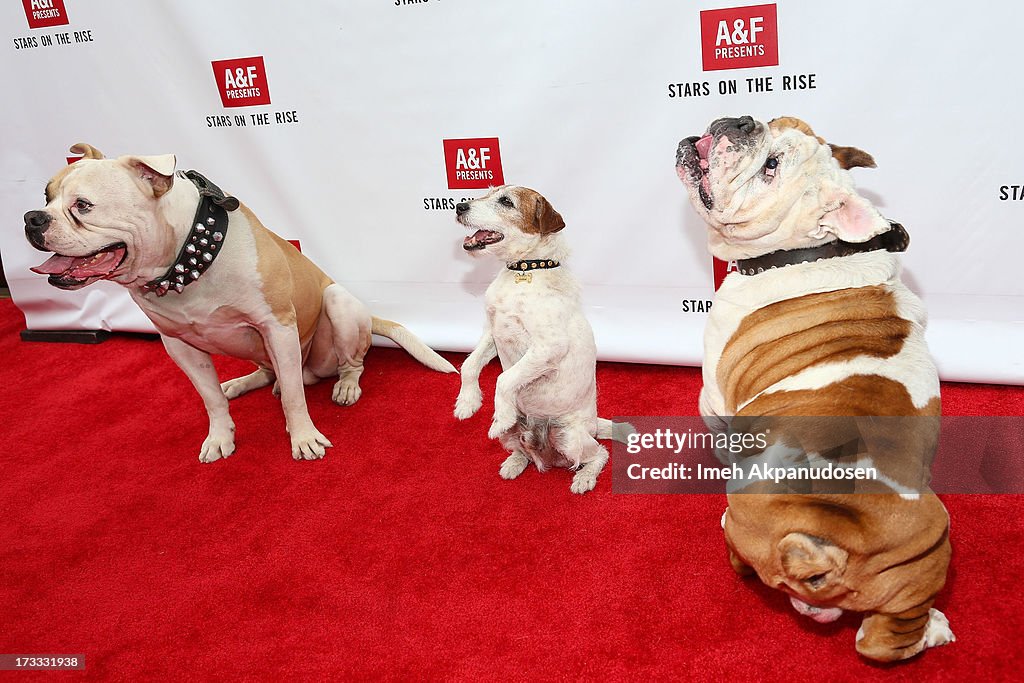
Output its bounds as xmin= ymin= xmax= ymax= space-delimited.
xmin=371 ymin=317 xmax=457 ymax=374
xmin=597 ymin=418 xmax=635 ymax=443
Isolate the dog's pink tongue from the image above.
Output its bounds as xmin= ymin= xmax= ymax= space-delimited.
xmin=30 ymin=247 xmax=125 ymax=278
xmin=789 ymin=596 xmax=843 ymax=624
xmin=31 ymin=254 xmax=79 ymax=275
xmin=695 ymin=134 xmax=713 ymax=161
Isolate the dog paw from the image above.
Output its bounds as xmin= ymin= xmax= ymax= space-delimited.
xmin=488 ymin=412 xmax=516 ymax=440
xmin=488 ymin=399 xmax=517 ymax=438
xmin=199 ymin=428 xmax=236 ymax=463
xmin=454 ymin=389 xmax=482 ymax=420
xmin=220 ymin=370 xmax=274 ymax=400
xmin=570 ymin=469 xmax=599 ymax=494
xmin=922 ymin=608 xmax=955 ymax=649
xmin=612 ymin=420 xmax=637 ymax=443
xmin=290 ymin=428 xmax=333 ymax=460
xmin=220 ymin=378 xmax=247 ymax=400
xmin=499 ymin=452 xmax=530 ymax=480
xmin=332 ymin=379 xmax=362 ymax=406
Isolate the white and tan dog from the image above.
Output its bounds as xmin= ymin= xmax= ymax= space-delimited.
xmin=676 ymin=117 xmax=953 ymax=661
xmin=24 ymin=143 xmax=455 ymax=462
xmin=453 ymin=186 xmax=626 ymax=494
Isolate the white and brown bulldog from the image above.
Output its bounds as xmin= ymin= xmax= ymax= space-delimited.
xmin=676 ymin=117 xmax=953 ymax=661
xmin=24 ymin=143 xmax=455 ymax=462
xmin=452 ymin=186 xmax=630 ymax=494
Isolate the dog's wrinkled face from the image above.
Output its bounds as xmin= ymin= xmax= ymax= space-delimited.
xmin=775 ymin=532 xmax=850 ymax=605
xmin=24 ymin=144 xmax=178 ymax=289
xmin=676 ymin=115 xmax=890 ymax=260
xmin=456 ymin=185 xmax=565 ymax=261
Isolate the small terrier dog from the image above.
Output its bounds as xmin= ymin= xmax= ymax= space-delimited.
xmin=453 ymin=185 xmax=628 ymax=494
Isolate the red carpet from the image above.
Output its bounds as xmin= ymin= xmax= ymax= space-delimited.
xmin=1 ymin=297 xmax=1022 ymax=680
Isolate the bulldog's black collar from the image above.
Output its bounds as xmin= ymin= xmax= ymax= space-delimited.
xmin=142 ymin=170 xmax=240 ymax=296
xmin=735 ymin=222 xmax=909 ymax=276
xmin=506 ymin=259 xmax=561 ymax=272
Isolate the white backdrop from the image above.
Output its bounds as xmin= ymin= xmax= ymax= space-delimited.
xmin=2 ymin=0 xmax=1022 ymax=383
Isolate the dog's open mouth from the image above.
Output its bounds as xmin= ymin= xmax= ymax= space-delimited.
xmin=30 ymin=242 xmax=127 ymax=289
xmin=694 ymin=134 xmax=714 ymax=210
xmin=678 ymin=134 xmax=715 ymax=211
xmin=463 ymin=230 xmax=504 ymax=251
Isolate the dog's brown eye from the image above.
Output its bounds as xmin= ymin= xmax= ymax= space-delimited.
xmin=74 ymin=198 xmax=93 ymax=213
xmin=498 ymin=196 xmax=514 ymax=208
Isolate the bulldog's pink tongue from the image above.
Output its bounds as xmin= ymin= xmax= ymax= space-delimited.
xmin=790 ymin=596 xmax=843 ymax=624
xmin=695 ymin=134 xmax=713 ymax=161
xmin=31 ymin=247 xmax=125 ymax=278
xmin=31 ymin=254 xmax=79 ymax=275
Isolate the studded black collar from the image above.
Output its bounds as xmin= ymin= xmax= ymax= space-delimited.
xmin=506 ymin=258 xmax=561 ymax=272
xmin=143 ymin=170 xmax=240 ymax=296
xmin=735 ymin=221 xmax=910 ymax=276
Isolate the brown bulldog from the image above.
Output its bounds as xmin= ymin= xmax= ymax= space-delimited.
xmin=675 ymin=116 xmax=953 ymax=662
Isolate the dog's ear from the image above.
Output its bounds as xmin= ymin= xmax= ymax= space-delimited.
xmin=533 ymin=195 xmax=565 ymax=234
xmin=770 ymin=118 xmax=876 ymax=170
xmin=69 ymin=143 xmax=105 ymax=160
xmin=120 ymin=154 xmax=176 ymax=198
xmin=778 ymin=533 xmax=847 ymax=586
xmin=830 ymin=144 xmax=876 ymax=170
xmin=811 ymin=182 xmax=890 ymax=243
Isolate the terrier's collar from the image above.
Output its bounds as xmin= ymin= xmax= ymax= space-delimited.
xmin=142 ymin=170 xmax=240 ymax=296
xmin=735 ymin=222 xmax=909 ymax=276
xmin=506 ymin=258 xmax=560 ymax=284
xmin=506 ymin=258 xmax=561 ymax=272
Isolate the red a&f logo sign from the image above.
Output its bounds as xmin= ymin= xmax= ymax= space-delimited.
xmin=23 ymin=0 xmax=69 ymax=28
xmin=443 ymin=138 xmax=504 ymax=190
xmin=713 ymin=257 xmax=739 ymax=290
xmin=211 ymin=57 xmax=272 ymax=108
xmin=700 ymin=3 xmax=778 ymax=71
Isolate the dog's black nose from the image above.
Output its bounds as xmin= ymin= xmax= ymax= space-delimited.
xmin=735 ymin=115 xmax=756 ymax=134
xmin=455 ymin=202 xmax=470 ymax=215
xmin=24 ymin=210 xmax=52 ymax=229
xmin=714 ymin=116 xmax=757 ymax=137
xmin=24 ymin=211 xmax=52 ymax=249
